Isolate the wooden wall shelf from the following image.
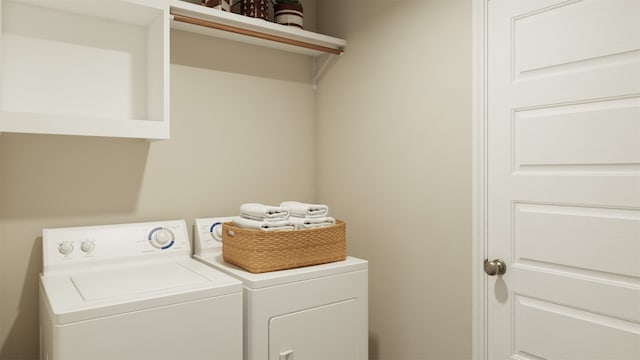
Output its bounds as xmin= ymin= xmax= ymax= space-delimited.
xmin=169 ymin=1 xmax=346 ymax=57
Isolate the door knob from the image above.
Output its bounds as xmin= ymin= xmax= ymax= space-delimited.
xmin=484 ymin=259 xmax=506 ymax=276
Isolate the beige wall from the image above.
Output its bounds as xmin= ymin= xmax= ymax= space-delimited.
xmin=0 ymin=30 xmax=317 ymax=359
xmin=316 ymin=1 xmax=472 ymax=359
xmin=0 ymin=1 xmax=472 ymax=358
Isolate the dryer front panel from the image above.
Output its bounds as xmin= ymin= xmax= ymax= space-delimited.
xmin=246 ymin=269 xmax=368 ymax=360
xmin=269 ymin=299 xmax=360 ymax=360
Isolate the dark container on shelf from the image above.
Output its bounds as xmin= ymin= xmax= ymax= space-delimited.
xmin=274 ymin=1 xmax=303 ymax=29
xmin=241 ymin=0 xmax=269 ymax=20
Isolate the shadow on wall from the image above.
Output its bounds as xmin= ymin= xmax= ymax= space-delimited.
xmin=0 ymin=236 xmax=41 ymax=359
xmin=369 ymin=332 xmax=379 ymax=359
xmin=0 ymin=133 xmax=150 ymax=219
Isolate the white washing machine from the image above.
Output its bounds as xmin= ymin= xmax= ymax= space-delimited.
xmin=40 ymin=219 xmax=243 ymax=360
xmin=193 ymin=217 xmax=368 ymax=360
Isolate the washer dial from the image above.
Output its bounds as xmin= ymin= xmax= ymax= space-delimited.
xmin=58 ymin=241 xmax=74 ymax=255
xmin=80 ymin=240 xmax=95 ymax=253
xmin=148 ymin=227 xmax=175 ymax=249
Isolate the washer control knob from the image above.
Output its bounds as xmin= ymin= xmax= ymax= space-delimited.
xmin=148 ymin=227 xmax=175 ymax=249
xmin=154 ymin=229 xmax=172 ymax=245
xmin=80 ymin=240 xmax=95 ymax=253
xmin=58 ymin=241 xmax=74 ymax=255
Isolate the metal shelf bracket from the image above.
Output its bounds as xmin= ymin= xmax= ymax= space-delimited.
xmin=313 ymin=53 xmax=341 ymax=89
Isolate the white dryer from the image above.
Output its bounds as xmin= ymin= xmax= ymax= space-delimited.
xmin=40 ymin=220 xmax=243 ymax=360
xmin=194 ymin=217 xmax=368 ymax=360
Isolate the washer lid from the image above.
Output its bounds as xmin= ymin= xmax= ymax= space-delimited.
xmin=71 ymin=263 xmax=208 ymax=301
xmin=41 ymin=259 xmax=242 ymax=324
xmin=194 ymin=253 xmax=368 ymax=289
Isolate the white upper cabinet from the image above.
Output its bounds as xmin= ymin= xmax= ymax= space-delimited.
xmin=0 ymin=0 xmax=169 ymax=139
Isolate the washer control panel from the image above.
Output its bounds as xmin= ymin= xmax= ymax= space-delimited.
xmin=42 ymin=220 xmax=190 ymax=274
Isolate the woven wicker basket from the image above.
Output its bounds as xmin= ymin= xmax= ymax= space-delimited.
xmin=222 ymin=220 xmax=346 ymax=273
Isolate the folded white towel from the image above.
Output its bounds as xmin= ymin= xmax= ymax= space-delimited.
xmin=240 ymin=203 xmax=290 ymax=220
xmin=232 ymin=216 xmax=296 ymax=231
xmin=280 ymin=201 xmax=329 ymax=218
xmin=290 ymin=216 xmax=336 ymax=230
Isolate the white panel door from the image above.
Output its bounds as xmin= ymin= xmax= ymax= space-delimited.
xmin=487 ymin=0 xmax=640 ymax=359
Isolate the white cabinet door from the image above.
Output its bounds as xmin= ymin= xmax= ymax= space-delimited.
xmin=269 ymin=299 xmax=359 ymax=360
xmin=487 ymin=0 xmax=640 ymax=358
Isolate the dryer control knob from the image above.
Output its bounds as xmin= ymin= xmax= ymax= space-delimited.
xmin=58 ymin=241 xmax=74 ymax=255
xmin=148 ymin=227 xmax=175 ymax=249
xmin=210 ymin=222 xmax=224 ymax=242
xmin=80 ymin=240 xmax=95 ymax=253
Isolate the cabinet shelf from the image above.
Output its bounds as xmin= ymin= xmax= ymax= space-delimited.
xmin=169 ymin=0 xmax=346 ymax=57
xmin=0 ymin=0 xmax=169 ymax=139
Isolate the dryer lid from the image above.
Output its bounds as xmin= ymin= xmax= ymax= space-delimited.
xmin=194 ymin=253 xmax=368 ymax=289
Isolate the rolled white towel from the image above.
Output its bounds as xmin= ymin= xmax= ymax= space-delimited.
xmin=232 ymin=216 xmax=296 ymax=231
xmin=240 ymin=203 xmax=290 ymax=220
xmin=280 ymin=201 xmax=329 ymax=218
xmin=290 ymin=216 xmax=336 ymax=230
